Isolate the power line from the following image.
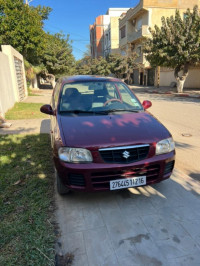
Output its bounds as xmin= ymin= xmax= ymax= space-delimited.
xmin=44 ymin=26 xmax=90 ymax=43
xmin=71 ymin=45 xmax=85 ymax=53
xmin=72 ymin=40 xmax=90 ymax=42
xmin=44 ymin=23 xmax=88 ymax=39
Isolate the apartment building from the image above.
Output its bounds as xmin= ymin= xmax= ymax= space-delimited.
xmin=119 ymin=0 xmax=200 ymax=86
xmin=90 ymin=8 xmax=129 ymax=59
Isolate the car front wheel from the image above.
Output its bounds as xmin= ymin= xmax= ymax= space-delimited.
xmin=56 ymin=170 xmax=70 ymax=195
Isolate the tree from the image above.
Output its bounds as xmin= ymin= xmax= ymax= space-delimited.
xmin=41 ymin=33 xmax=75 ymax=77
xmin=91 ymin=57 xmax=110 ymax=76
xmin=24 ymin=60 xmax=44 ymax=89
xmin=75 ymin=56 xmax=110 ymax=76
xmin=83 ymin=44 xmax=91 ymax=57
xmin=75 ymin=52 xmax=139 ymax=82
xmin=107 ymin=54 xmax=125 ymax=78
xmin=107 ymin=51 xmax=139 ymax=84
xmin=76 ymin=56 xmax=92 ymax=75
xmin=0 ymin=0 xmax=51 ymax=64
xmin=144 ymin=5 xmax=200 ymax=93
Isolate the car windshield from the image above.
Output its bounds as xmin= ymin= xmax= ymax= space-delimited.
xmin=59 ymin=81 xmax=143 ymax=114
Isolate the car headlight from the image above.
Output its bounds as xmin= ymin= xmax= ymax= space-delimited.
xmin=58 ymin=147 xmax=93 ymax=163
xmin=156 ymin=138 xmax=175 ymax=155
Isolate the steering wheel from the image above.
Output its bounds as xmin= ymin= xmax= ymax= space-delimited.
xmin=103 ymin=98 xmax=122 ymax=106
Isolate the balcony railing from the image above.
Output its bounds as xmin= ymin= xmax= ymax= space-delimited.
xmin=127 ymin=25 xmax=150 ymax=43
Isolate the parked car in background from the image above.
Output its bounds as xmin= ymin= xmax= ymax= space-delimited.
xmin=40 ymin=75 xmax=175 ymax=195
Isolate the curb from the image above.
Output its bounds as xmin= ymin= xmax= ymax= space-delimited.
xmin=145 ymin=90 xmax=200 ymax=99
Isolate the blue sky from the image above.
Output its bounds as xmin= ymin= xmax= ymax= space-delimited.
xmin=31 ymin=0 xmax=139 ymax=60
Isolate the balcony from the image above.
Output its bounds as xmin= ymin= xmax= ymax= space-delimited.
xmin=127 ymin=25 xmax=150 ymax=43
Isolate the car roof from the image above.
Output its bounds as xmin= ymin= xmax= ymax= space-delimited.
xmin=59 ymin=75 xmax=122 ymax=84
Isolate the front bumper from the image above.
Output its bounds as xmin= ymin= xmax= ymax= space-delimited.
xmin=54 ymin=151 xmax=175 ymax=192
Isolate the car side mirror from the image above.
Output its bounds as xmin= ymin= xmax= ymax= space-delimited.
xmin=40 ymin=104 xmax=54 ymax=115
xmin=142 ymin=100 xmax=152 ymax=110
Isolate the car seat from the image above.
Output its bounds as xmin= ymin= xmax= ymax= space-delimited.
xmin=92 ymin=88 xmax=108 ymax=107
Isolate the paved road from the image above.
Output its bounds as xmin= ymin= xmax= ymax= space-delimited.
xmin=55 ymin=89 xmax=200 ymax=265
xmin=2 ymin=89 xmax=200 ymax=265
xmin=133 ymin=88 xmax=200 ymax=181
xmin=56 ymin=169 xmax=200 ymax=266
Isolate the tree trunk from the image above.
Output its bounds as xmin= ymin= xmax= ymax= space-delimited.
xmin=174 ymin=64 xmax=189 ymax=93
xmin=46 ymin=74 xmax=55 ymax=88
xmin=32 ymin=74 xmax=38 ymax=89
xmin=176 ymin=79 xmax=185 ymax=93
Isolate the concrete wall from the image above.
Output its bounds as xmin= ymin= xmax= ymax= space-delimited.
xmin=107 ymin=8 xmax=130 ymax=17
xmin=160 ymin=68 xmax=200 ymax=88
xmin=143 ymin=0 xmax=200 ymax=8
xmin=0 ymin=45 xmax=27 ymax=117
xmin=0 ymin=52 xmax=15 ymax=117
xmin=110 ymin=17 xmax=120 ymax=52
xmin=150 ymin=8 xmax=187 ymax=28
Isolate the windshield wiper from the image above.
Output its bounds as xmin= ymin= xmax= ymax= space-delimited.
xmin=60 ymin=110 xmax=109 ymax=115
xmin=107 ymin=109 xmax=140 ymax=113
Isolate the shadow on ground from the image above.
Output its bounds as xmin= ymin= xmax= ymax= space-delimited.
xmin=55 ymin=168 xmax=200 ymax=265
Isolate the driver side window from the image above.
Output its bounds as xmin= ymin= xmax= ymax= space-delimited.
xmin=117 ymin=83 xmax=141 ymax=108
xmin=105 ymin=83 xmax=119 ymax=99
xmin=52 ymin=82 xmax=60 ymax=110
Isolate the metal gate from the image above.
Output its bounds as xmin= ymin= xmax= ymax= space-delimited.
xmin=14 ymin=57 xmax=25 ymax=101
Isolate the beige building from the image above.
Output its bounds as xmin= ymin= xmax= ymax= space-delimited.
xmin=90 ymin=8 xmax=129 ymax=59
xmin=119 ymin=0 xmax=200 ymax=86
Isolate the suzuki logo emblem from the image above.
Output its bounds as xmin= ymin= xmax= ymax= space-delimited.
xmin=123 ymin=150 xmax=130 ymax=159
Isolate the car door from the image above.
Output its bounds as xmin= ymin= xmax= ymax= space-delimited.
xmin=51 ymin=81 xmax=61 ymax=147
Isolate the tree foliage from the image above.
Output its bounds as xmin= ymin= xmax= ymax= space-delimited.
xmin=76 ymin=56 xmax=93 ymax=75
xmin=0 ymin=0 xmax=75 ymax=82
xmin=91 ymin=57 xmax=110 ymax=76
xmin=41 ymin=33 xmax=75 ymax=76
xmin=107 ymin=52 xmax=138 ymax=81
xmin=144 ymin=5 xmax=200 ymax=92
xmin=76 ymin=52 xmax=139 ymax=84
xmin=0 ymin=0 xmax=51 ymax=64
xmin=75 ymin=56 xmax=110 ymax=76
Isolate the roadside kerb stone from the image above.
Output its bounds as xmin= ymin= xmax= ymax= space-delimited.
xmin=144 ymin=89 xmax=200 ymax=99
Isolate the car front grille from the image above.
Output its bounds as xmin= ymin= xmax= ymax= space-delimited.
xmin=164 ymin=161 xmax=175 ymax=175
xmin=99 ymin=145 xmax=150 ymax=164
xmin=91 ymin=164 xmax=160 ymax=189
xmin=68 ymin=173 xmax=85 ymax=187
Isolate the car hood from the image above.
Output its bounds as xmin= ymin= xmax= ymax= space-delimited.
xmin=58 ymin=112 xmax=171 ymax=149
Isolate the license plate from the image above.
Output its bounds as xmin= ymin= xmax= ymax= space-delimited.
xmin=110 ymin=176 xmax=146 ymax=190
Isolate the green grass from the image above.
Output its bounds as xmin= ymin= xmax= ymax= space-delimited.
xmin=5 ymin=103 xmax=47 ymax=120
xmin=0 ymin=134 xmax=55 ymax=265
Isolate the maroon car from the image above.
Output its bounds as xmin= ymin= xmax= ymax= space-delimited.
xmin=41 ymin=75 xmax=175 ymax=195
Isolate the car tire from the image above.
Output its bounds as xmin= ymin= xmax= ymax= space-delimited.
xmin=56 ymin=170 xmax=70 ymax=195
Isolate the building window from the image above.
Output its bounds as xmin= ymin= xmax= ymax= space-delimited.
xmin=105 ymin=33 xmax=108 ymax=45
xmin=136 ymin=46 xmax=142 ymax=56
xmin=183 ymin=13 xmax=188 ymax=20
xmin=121 ymin=50 xmax=126 ymax=56
xmin=136 ymin=18 xmax=142 ymax=31
xmin=120 ymin=26 xmax=126 ymax=39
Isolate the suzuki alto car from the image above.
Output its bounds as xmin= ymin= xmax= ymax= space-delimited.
xmin=40 ymin=75 xmax=175 ymax=195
